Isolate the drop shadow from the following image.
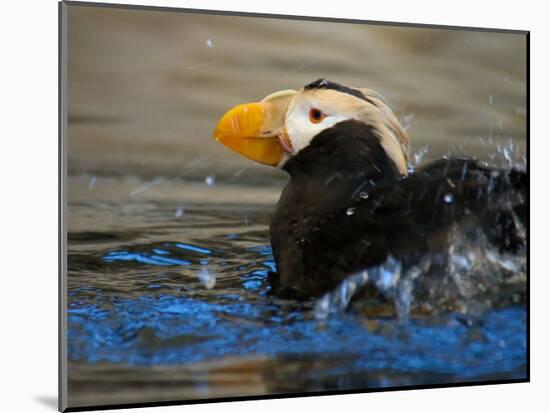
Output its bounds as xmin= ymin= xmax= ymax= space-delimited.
xmin=35 ymin=395 xmax=58 ymax=410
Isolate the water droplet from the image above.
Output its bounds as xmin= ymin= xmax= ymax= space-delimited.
xmin=88 ymin=176 xmax=96 ymax=190
xmin=198 ymin=266 xmax=216 ymax=289
xmin=443 ymin=193 xmax=454 ymax=204
xmin=205 ymin=175 xmax=215 ymax=186
xmin=175 ymin=206 xmax=184 ymax=218
xmin=413 ymin=144 xmax=429 ymax=165
xmin=402 ymin=113 xmax=415 ymax=131
xmin=206 ymin=38 xmax=214 ymax=48
xmin=359 ymin=192 xmax=369 ymax=199
xmin=346 ymin=207 xmax=355 ymax=216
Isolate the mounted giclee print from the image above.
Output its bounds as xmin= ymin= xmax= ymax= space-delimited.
xmin=59 ymin=1 xmax=529 ymax=411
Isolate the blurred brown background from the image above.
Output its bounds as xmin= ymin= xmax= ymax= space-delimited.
xmin=67 ymin=5 xmax=527 ymax=180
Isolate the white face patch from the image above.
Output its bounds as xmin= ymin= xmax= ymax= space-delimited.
xmin=283 ymin=97 xmax=349 ymax=154
xmin=279 ymin=87 xmax=410 ymax=175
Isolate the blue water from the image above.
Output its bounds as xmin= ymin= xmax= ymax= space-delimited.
xmin=69 ymin=291 xmax=526 ymax=377
xmin=67 ymin=201 xmax=527 ymax=399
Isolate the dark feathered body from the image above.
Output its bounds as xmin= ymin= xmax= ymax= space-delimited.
xmin=269 ymin=120 xmax=527 ymax=298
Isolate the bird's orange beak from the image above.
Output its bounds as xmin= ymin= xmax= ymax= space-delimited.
xmin=213 ymin=89 xmax=296 ymax=166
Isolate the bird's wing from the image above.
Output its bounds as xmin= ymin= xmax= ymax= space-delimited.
xmin=302 ymin=157 xmax=527 ymax=284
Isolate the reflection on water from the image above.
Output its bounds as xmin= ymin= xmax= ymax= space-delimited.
xmin=67 ymin=174 xmax=527 ymax=408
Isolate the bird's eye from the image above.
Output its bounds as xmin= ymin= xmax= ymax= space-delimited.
xmin=309 ymin=108 xmax=325 ymax=124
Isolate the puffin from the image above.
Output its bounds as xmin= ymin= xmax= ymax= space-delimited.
xmin=213 ymin=79 xmax=527 ymax=300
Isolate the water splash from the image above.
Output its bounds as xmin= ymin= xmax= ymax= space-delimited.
xmin=130 ymin=177 xmax=165 ymax=197
xmin=442 ymin=223 xmax=526 ymax=315
xmin=315 ymin=270 xmax=369 ymax=319
xmin=198 ymin=266 xmax=216 ymax=289
xmin=496 ymin=140 xmax=515 ymax=169
xmin=315 ymin=257 xmax=405 ymax=320
xmin=88 ymin=176 xmax=96 ymax=190
xmin=372 ymin=256 xmax=402 ymax=292
xmin=313 ymin=218 xmax=525 ymax=321
xmin=413 ymin=144 xmax=430 ymax=166
xmin=402 ymin=113 xmax=415 ymax=131
xmin=205 ymin=175 xmax=215 ymax=187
